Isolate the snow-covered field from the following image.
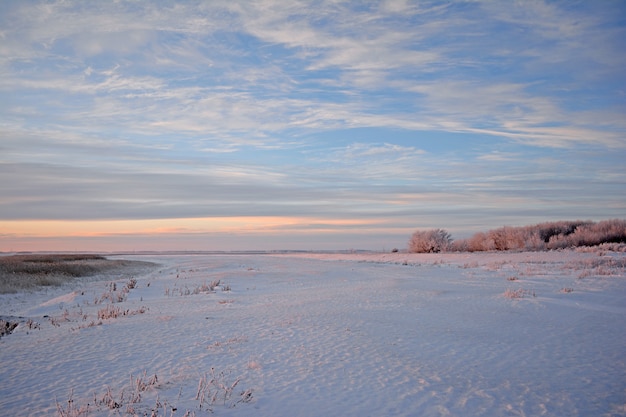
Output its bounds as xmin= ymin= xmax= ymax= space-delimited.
xmin=1 ymin=250 xmax=625 ymax=416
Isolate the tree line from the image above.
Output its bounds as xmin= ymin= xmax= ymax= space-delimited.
xmin=408 ymin=219 xmax=626 ymax=253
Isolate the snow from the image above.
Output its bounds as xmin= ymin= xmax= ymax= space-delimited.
xmin=1 ymin=250 xmax=625 ymax=416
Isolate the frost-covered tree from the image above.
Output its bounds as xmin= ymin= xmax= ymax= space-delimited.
xmin=408 ymin=229 xmax=452 ymax=253
xmin=450 ymin=219 xmax=626 ymax=252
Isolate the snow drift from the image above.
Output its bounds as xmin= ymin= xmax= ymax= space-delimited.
xmin=1 ymin=249 xmax=624 ymax=416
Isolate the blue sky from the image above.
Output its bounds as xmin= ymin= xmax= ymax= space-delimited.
xmin=1 ymin=0 xmax=625 ymax=252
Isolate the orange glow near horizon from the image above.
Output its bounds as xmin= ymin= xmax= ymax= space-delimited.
xmin=0 ymin=216 xmax=388 ymax=238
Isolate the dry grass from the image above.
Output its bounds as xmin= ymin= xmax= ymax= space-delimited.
xmin=196 ymin=368 xmax=253 ymax=410
xmin=56 ymin=371 xmax=160 ymax=416
xmin=503 ymin=288 xmax=535 ymax=299
xmin=56 ymin=368 xmax=251 ymax=416
xmin=55 ymin=389 xmax=90 ymax=417
xmin=0 ymin=319 xmax=19 ymax=338
xmin=94 ymin=278 xmax=139 ymax=304
xmin=0 ymin=254 xmax=154 ymax=294
xmin=164 ymin=279 xmax=225 ymax=297
xmin=97 ymin=304 xmax=148 ymax=320
xmin=565 ymin=257 xmax=626 ymax=278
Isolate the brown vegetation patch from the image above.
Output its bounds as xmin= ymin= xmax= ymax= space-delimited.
xmin=0 ymin=319 xmax=19 ymax=338
xmin=0 ymin=254 xmax=155 ymax=294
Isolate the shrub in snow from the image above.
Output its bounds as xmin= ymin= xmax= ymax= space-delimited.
xmin=408 ymin=229 xmax=452 ymax=253
xmin=449 ymin=219 xmax=626 ymax=252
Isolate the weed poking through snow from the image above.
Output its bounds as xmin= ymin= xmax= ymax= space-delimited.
xmin=195 ymin=367 xmax=253 ymax=410
xmin=503 ymin=288 xmax=536 ymax=299
xmin=97 ymin=305 xmax=148 ymax=320
xmin=55 ymin=389 xmax=90 ymax=417
xmin=165 ymin=279 xmax=228 ymax=297
xmin=56 ymin=368 xmax=252 ymax=416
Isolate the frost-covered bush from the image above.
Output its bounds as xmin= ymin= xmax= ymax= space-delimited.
xmin=450 ymin=219 xmax=626 ymax=252
xmin=408 ymin=229 xmax=452 ymax=253
xmin=549 ymin=219 xmax=626 ymax=249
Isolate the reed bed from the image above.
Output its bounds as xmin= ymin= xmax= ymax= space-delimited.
xmin=0 ymin=254 xmax=152 ymax=294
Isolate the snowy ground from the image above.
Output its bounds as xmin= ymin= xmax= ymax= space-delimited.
xmin=1 ymin=250 xmax=625 ymax=416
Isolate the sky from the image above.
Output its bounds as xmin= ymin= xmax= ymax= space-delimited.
xmin=1 ymin=0 xmax=625 ymax=252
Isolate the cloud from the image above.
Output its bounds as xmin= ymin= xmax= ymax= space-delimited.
xmin=0 ymin=0 xmax=624 ymax=251
xmin=2 ymin=0 xmax=624 ymax=150
xmin=476 ymin=151 xmax=519 ymax=162
xmin=343 ymin=143 xmax=426 ymax=158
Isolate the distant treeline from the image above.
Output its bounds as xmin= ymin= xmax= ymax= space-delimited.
xmin=408 ymin=219 xmax=626 ymax=253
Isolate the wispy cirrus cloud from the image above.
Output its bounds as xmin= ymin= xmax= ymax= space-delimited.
xmin=3 ymin=0 xmax=624 ymax=149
